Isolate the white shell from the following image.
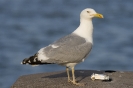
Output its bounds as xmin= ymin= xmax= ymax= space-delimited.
xmin=91 ymin=73 xmax=109 ymax=80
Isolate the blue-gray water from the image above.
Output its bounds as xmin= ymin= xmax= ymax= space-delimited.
xmin=0 ymin=0 xmax=133 ymax=88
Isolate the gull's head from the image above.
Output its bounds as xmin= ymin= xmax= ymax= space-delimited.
xmin=80 ymin=8 xmax=103 ymax=20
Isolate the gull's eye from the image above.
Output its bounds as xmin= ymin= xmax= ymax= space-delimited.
xmin=87 ymin=11 xmax=90 ymax=13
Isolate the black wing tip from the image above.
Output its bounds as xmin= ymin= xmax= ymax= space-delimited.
xmin=21 ymin=54 xmax=55 ymax=65
xmin=21 ymin=58 xmax=29 ymax=65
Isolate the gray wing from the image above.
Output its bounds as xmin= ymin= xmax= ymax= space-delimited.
xmin=40 ymin=33 xmax=92 ymax=64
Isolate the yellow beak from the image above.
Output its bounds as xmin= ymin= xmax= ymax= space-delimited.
xmin=93 ymin=13 xmax=104 ymax=18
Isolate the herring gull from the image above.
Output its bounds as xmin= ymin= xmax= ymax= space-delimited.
xmin=21 ymin=8 xmax=103 ymax=86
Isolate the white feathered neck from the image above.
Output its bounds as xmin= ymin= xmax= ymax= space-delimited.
xmin=73 ymin=18 xmax=93 ymax=44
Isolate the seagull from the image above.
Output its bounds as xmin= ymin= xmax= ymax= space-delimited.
xmin=21 ymin=8 xmax=103 ymax=86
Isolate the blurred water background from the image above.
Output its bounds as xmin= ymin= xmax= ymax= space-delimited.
xmin=0 ymin=0 xmax=133 ymax=87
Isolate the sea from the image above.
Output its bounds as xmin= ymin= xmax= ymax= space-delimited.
xmin=0 ymin=0 xmax=133 ymax=88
